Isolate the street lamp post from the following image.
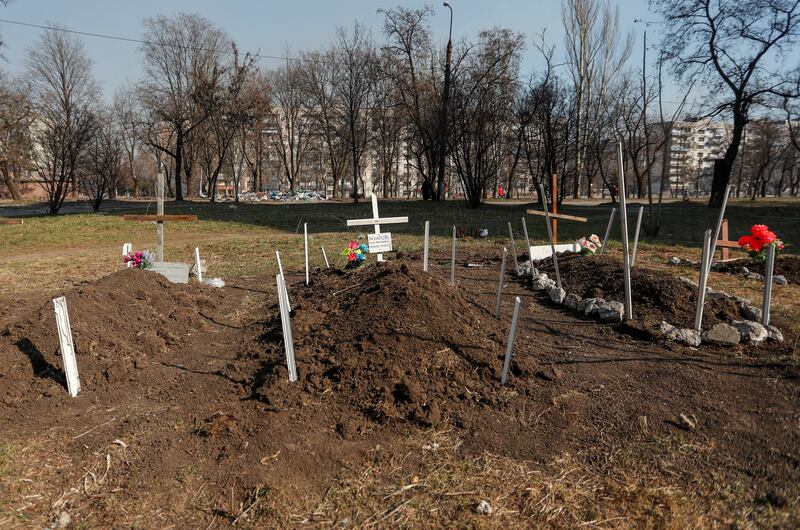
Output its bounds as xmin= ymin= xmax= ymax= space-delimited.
xmin=436 ymin=1 xmax=453 ymax=201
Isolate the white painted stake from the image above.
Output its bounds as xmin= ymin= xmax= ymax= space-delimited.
xmin=762 ymin=244 xmax=776 ymax=327
xmin=537 ymin=182 xmax=561 ymax=290
xmin=194 ymin=247 xmax=203 ymax=283
xmin=123 ymin=243 xmax=132 ymax=267
xmin=599 ymin=208 xmax=616 ymax=256
xmin=304 ymin=223 xmax=310 ymax=285
xmin=617 ymin=143 xmax=633 ymax=321
xmin=500 ymin=296 xmax=522 ymax=386
xmin=631 ymin=206 xmax=644 ymax=267
xmin=521 ymin=217 xmax=532 ymax=265
xmin=450 ymin=225 xmax=456 ymax=285
xmin=275 ymin=274 xmax=298 ymax=382
xmin=423 ymin=220 xmax=430 ymax=272
xmin=275 ymin=251 xmax=291 ymax=311
xmin=707 ymin=181 xmax=732 ymax=273
xmin=694 ymin=229 xmax=712 ymax=331
xmin=156 ymin=170 xmax=164 ymax=261
xmin=321 ymin=246 xmax=330 ymax=269
xmin=508 ymin=222 xmax=519 ymax=271
xmin=52 ymin=296 xmax=80 ymax=397
xmin=495 ymin=247 xmax=508 ymax=317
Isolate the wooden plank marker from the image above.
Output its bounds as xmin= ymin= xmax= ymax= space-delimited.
xmin=450 ymin=225 xmax=456 ymax=285
xmin=537 ymin=181 xmax=562 ymax=290
xmin=122 ymin=171 xmax=197 ymax=260
xmin=0 ymin=218 xmax=23 ymax=225
xmin=194 ymin=247 xmax=203 ymax=283
xmin=599 ymin=208 xmax=616 ymax=256
xmin=275 ymin=274 xmax=298 ymax=382
xmin=762 ymin=244 xmax=776 ymax=327
xmin=521 ymin=217 xmax=532 ymax=264
xmin=508 ymin=222 xmax=519 ymax=271
xmin=304 ymin=222 xmax=310 ymax=285
xmin=617 ymin=142 xmax=633 ymax=321
xmin=321 ymin=246 xmax=330 ymax=269
xmin=526 ymin=175 xmax=587 ymax=245
xmin=52 ymin=296 xmax=80 ymax=397
xmin=694 ymin=229 xmax=712 ymax=331
xmin=423 ymin=220 xmax=430 ymax=272
xmin=346 ymin=193 xmax=408 ymax=262
xmin=717 ymin=219 xmax=732 ymax=260
xmin=631 ymin=206 xmax=644 ymax=267
xmin=500 ymin=296 xmax=522 ymax=386
xmin=495 ymin=247 xmax=508 ymax=317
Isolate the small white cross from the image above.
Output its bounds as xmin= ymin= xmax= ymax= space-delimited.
xmin=346 ymin=193 xmax=409 ymax=261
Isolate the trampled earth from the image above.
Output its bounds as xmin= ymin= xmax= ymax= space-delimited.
xmin=0 ymin=252 xmax=798 ymax=527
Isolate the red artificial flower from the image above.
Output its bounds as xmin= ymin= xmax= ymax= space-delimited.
xmin=348 ymin=252 xmax=356 ymax=262
xmin=738 ymin=235 xmax=754 ymax=250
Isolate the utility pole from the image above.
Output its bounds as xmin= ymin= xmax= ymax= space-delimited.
xmin=436 ymin=1 xmax=454 ymax=201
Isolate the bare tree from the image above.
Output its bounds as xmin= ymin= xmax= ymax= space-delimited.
xmin=654 ymin=0 xmax=800 ymax=207
xmin=0 ymin=77 xmax=32 ymax=201
xmin=139 ymin=13 xmax=230 ymax=201
xmin=113 ymin=85 xmax=143 ymax=196
xmin=81 ymin=108 xmax=124 ymax=212
xmin=26 ymin=27 xmax=98 ymax=214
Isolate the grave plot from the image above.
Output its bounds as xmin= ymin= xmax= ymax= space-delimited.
xmin=530 ymin=253 xmax=789 ymax=348
xmin=668 ymin=254 xmax=800 ymax=285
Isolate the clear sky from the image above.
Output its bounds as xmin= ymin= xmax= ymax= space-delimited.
xmin=0 ymin=0 xmax=660 ymax=102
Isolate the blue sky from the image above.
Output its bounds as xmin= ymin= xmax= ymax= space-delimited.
xmin=0 ymin=0 xmax=659 ymax=101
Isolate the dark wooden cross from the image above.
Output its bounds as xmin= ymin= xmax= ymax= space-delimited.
xmin=122 ymin=172 xmax=197 ymax=261
xmin=526 ymin=174 xmax=587 ymax=244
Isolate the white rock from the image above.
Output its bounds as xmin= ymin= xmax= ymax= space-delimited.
xmin=564 ymin=293 xmax=582 ymax=310
xmin=547 ymin=286 xmax=566 ymax=304
xmin=203 ymin=277 xmax=226 ymax=288
xmin=774 ymin=275 xmax=788 ymax=286
xmin=702 ymin=323 xmax=741 ymax=346
xmin=732 ymin=320 xmax=768 ymax=344
xmin=747 ymin=272 xmax=764 ymax=281
xmin=475 ymin=500 xmax=493 ymax=515
xmin=661 ymin=322 xmax=701 ymax=347
xmin=767 ymin=325 xmax=784 ymax=342
xmin=597 ymin=301 xmax=624 ymax=322
xmin=679 ymin=277 xmax=698 ymax=289
xmin=668 ymin=256 xmax=681 ymax=265
xmin=578 ymin=297 xmax=604 ymax=316
xmin=743 ymin=305 xmax=762 ymax=322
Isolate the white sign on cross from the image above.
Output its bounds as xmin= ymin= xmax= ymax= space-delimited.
xmin=346 ymin=193 xmax=408 ymax=261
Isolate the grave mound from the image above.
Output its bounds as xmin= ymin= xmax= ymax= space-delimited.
xmin=254 ymin=261 xmax=523 ymax=429
xmin=711 ymin=254 xmax=800 ymax=284
xmin=0 ymin=268 xmax=236 ymax=396
xmin=536 ymin=254 xmax=748 ymax=334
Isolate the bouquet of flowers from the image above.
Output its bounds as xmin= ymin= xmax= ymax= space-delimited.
xmin=123 ymin=250 xmax=155 ymax=269
xmin=738 ymin=224 xmax=785 ymax=261
xmin=577 ymin=234 xmax=601 ymax=255
xmin=341 ymin=241 xmax=369 ymax=268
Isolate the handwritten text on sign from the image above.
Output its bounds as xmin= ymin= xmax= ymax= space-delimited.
xmin=368 ymin=232 xmax=393 ymax=253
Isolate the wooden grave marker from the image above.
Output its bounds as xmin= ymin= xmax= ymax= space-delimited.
xmin=346 ymin=193 xmax=408 ymax=261
xmin=0 ymin=218 xmax=23 ymax=225
xmin=526 ymin=174 xmax=587 ymax=244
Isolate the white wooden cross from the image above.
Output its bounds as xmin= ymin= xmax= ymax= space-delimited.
xmin=346 ymin=193 xmax=408 ymax=261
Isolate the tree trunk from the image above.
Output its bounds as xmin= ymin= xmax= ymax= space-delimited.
xmin=709 ymin=107 xmax=746 ymax=207
xmin=1 ymin=161 xmax=23 ymax=201
xmin=174 ymin=127 xmax=185 ymax=201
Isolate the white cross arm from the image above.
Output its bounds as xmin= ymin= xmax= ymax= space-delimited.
xmin=347 ymin=216 xmax=409 ymax=227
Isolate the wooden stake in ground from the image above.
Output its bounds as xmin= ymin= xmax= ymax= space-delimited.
xmin=52 ymin=296 xmax=80 ymax=397
xmin=423 ymin=220 xmax=430 ymax=272
xmin=450 ymin=225 xmax=456 ymax=285
xmin=526 ymin=175 xmax=588 ymax=245
xmin=694 ymin=229 xmax=713 ymax=331
xmin=631 ymin=206 xmax=644 ymax=267
xmin=194 ymin=247 xmax=203 ymax=283
xmin=122 ymin=171 xmax=198 ymax=260
xmin=762 ymin=244 xmax=776 ymax=327
xmin=537 ymin=181 xmax=561 ymax=290
xmin=495 ymin=247 xmax=508 ymax=318
xmin=500 ymin=296 xmax=522 ymax=386
xmin=304 ymin=223 xmax=309 ymax=285
xmin=600 ymin=208 xmax=616 ymax=256
xmin=321 ymin=246 xmax=330 ymax=269
xmin=616 ymin=142 xmax=633 ymax=321
xmin=275 ymin=274 xmax=298 ymax=382
xmin=346 ymin=193 xmax=408 ymax=262
xmin=508 ymin=222 xmax=519 ymax=271
xmin=521 ymin=217 xmax=532 ymax=264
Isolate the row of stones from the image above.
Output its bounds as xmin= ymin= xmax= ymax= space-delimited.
xmin=519 ymin=262 xmax=782 ymax=348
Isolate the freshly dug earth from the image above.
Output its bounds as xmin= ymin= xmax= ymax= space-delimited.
xmin=713 ymin=254 xmax=800 ymax=284
xmin=0 ymin=258 xmax=798 ymax=527
xmin=536 ymin=253 xmax=756 ymax=335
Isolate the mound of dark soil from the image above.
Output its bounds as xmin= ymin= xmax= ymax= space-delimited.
xmin=537 ymin=254 xmax=747 ymax=333
xmin=713 ymin=254 xmax=800 ymax=284
xmin=253 ymin=261 xmax=528 ymax=429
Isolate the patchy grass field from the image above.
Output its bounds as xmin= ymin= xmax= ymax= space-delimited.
xmin=0 ymin=197 xmax=798 ymax=528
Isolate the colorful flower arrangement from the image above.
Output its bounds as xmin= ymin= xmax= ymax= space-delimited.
xmin=577 ymin=234 xmax=602 ymax=255
xmin=341 ymin=241 xmax=369 ymax=268
xmin=123 ymin=250 xmax=155 ymax=269
xmin=738 ymin=224 xmax=785 ymax=261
